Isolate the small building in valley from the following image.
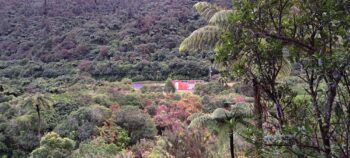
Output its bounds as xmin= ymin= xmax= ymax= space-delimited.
xmin=172 ymin=80 xmax=204 ymax=91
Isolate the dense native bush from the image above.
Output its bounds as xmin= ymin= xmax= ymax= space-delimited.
xmin=113 ymin=106 xmax=156 ymax=144
xmin=0 ymin=60 xmax=78 ymax=79
xmin=140 ymin=85 xmax=164 ymax=93
xmin=54 ymin=105 xmax=111 ymax=143
xmin=0 ymin=58 xmax=215 ymax=81
xmin=53 ymin=102 xmax=80 ymax=119
xmin=73 ymin=138 xmax=119 ymax=158
xmin=0 ymin=0 xmax=228 ymax=81
xmin=194 ymin=82 xmax=229 ymax=96
xmin=112 ymin=93 xmax=143 ymax=107
xmin=73 ymin=123 xmax=130 ymax=158
xmin=130 ymin=139 xmax=157 ymax=158
xmin=29 ymin=132 xmax=75 ymax=158
xmin=161 ymin=129 xmax=221 ymax=158
xmin=3 ymin=114 xmax=41 ymax=157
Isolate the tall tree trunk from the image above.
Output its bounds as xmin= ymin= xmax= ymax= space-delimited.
xmin=253 ymin=80 xmax=263 ymax=130
xmin=322 ymin=82 xmax=339 ymax=158
xmin=253 ymin=79 xmax=263 ymax=157
xmin=36 ymin=105 xmax=41 ymax=139
xmin=229 ymin=129 xmax=235 ymax=158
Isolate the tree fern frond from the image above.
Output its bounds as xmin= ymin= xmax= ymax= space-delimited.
xmin=211 ymin=108 xmax=232 ymax=120
xmin=188 ymin=114 xmax=212 ymax=128
xmin=187 ymin=112 xmax=205 ymax=121
xmin=193 ymin=2 xmax=222 ymax=21
xmin=209 ymin=10 xmax=233 ymax=29
xmin=179 ymin=26 xmax=222 ymax=52
xmin=277 ymin=58 xmax=292 ymax=80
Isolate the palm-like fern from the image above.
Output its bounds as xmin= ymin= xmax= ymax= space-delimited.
xmin=180 ymin=2 xmax=292 ymax=79
xmin=193 ymin=2 xmax=221 ymax=21
xmin=188 ymin=104 xmax=252 ymax=158
xmin=179 ymin=2 xmax=232 ymax=53
xmin=23 ymin=93 xmax=53 ymax=138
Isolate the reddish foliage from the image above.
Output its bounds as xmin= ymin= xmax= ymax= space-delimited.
xmin=110 ymin=104 xmax=120 ymax=113
xmin=154 ymin=105 xmax=187 ymax=133
xmin=99 ymin=46 xmax=109 ymax=58
xmin=78 ymin=60 xmax=92 ymax=72
xmin=234 ymin=95 xmax=246 ymax=103
xmin=172 ymin=95 xmax=202 ymax=115
xmin=140 ymin=15 xmax=156 ymax=31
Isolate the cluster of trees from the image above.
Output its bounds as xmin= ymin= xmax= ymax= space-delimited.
xmin=181 ymin=1 xmax=350 ymax=157
xmin=0 ymin=58 xmax=213 ymax=81
xmin=0 ymin=72 xmax=245 ymax=157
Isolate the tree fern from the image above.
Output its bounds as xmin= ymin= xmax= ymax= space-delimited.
xmin=181 ymin=2 xmax=292 ymax=78
xmin=23 ymin=93 xmax=53 ymax=138
xmin=188 ymin=113 xmax=212 ymax=128
xmin=179 ymin=26 xmax=221 ymax=52
xmin=209 ymin=10 xmax=233 ymax=29
xmin=277 ymin=59 xmax=292 ymax=80
xmin=193 ymin=2 xmax=221 ymax=21
xmin=188 ymin=105 xmax=252 ymax=158
xmin=180 ymin=2 xmax=232 ymax=53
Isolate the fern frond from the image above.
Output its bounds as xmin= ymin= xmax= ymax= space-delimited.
xmin=277 ymin=58 xmax=292 ymax=80
xmin=188 ymin=114 xmax=212 ymax=128
xmin=193 ymin=2 xmax=222 ymax=21
xmin=179 ymin=26 xmax=222 ymax=52
xmin=209 ymin=10 xmax=233 ymax=29
xmin=211 ymin=108 xmax=232 ymax=120
xmin=187 ymin=112 xmax=205 ymax=121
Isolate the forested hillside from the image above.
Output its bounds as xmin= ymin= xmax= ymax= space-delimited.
xmin=1 ymin=0 xmax=350 ymax=158
xmin=0 ymin=0 xmax=230 ymax=81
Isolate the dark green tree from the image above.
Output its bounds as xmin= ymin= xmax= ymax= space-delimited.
xmin=29 ymin=132 xmax=75 ymax=158
xmin=215 ymin=0 xmax=350 ymax=157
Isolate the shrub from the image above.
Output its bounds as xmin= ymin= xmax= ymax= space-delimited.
xmin=54 ymin=105 xmax=111 ymax=143
xmin=97 ymin=121 xmax=130 ymax=149
xmin=114 ymin=93 xmax=143 ymax=107
xmin=113 ymin=106 xmax=156 ymax=144
xmin=164 ymin=78 xmax=175 ymax=93
xmin=121 ymin=78 xmax=133 ymax=85
xmin=161 ymin=129 xmax=220 ymax=158
xmin=29 ymin=132 xmax=75 ymax=158
xmin=153 ymin=105 xmax=186 ymax=134
xmin=194 ymin=82 xmax=228 ymax=96
xmin=73 ymin=138 xmax=121 ymax=158
xmin=130 ymin=139 xmax=156 ymax=158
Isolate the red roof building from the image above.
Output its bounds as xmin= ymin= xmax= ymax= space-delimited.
xmin=172 ymin=80 xmax=204 ymax=91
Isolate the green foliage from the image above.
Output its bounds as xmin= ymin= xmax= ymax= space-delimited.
xmin=121 ymin=78 xmax=133 ymax=85
xmin=193 ymin=2 xmax=221 ymax=21
xmin=194 ymin=82 xmax=228 ymax=96
xmin=113 ymin=106 xmax=156 ymax=144
xmin=161 ymin=129 xmax=221 ymax=158
xmin=114 ymin=93 xmax=143 ymax=107
xmin=180 ymin=26 xmax=222 ymax=52
xmin=29 ymin=132 xmax=75 ymax=158
xmin=54 ymin=105 xmax=111 ymax=143
xmin=72 ymin=138 xmax=121 ymax=158
xmin=164 ymin=78 xmax=175 ymax=93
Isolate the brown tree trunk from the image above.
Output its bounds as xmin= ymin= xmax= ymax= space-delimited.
xmin=36 ymin=105 xmax=41 ymax=139
xmin=230 ymin=129 xmax=235 ymax=158
xmin=322 ymin=82 xmax=339 ymax=158
xmin=253 ymin=79 xmax=263 ymax=157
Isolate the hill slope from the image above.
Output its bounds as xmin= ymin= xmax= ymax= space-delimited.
xmin=0 ymin=0 xmax=230 ymax=81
